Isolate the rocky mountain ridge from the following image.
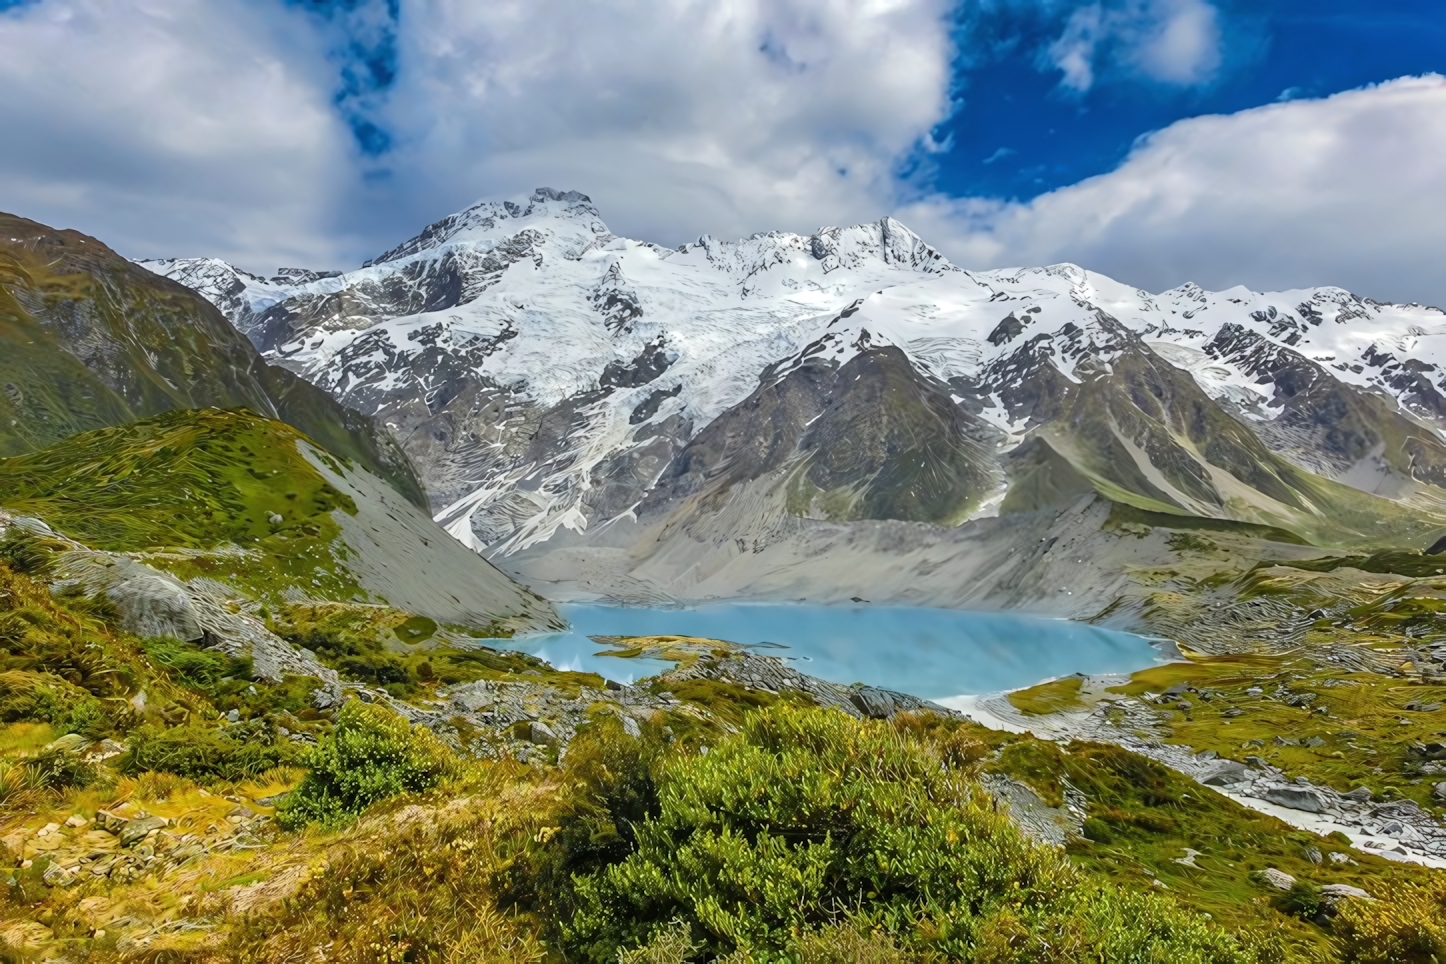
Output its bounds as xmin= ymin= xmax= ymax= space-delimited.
xmin=143 ymin=188 xmax=1446 ymax=613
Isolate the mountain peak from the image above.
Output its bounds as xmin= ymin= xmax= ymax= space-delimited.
xmin=363 ymin=187 xmax=608 ymax=267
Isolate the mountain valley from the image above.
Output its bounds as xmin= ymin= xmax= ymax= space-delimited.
xmin=147 ymin=189 xmax=1446 ymax=637
xmin=2 ymin=195 xmax=1446 ymax=961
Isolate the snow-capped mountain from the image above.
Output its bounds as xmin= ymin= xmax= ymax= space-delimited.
xmin=143 ymin=187 xmax=1446 ymax=607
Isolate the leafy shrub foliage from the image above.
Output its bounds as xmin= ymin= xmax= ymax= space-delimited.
xmin=563 ymin=704 xmax=1255 ymax=963
xmin=279 ymin=699 xmax=457 ymax=828
xmin=278 ymin=604 xmax=560 ymax=700
xmin=1277 ymin=880 xmax=1323 ymax=921
xmin=0 ymin=669 xmax=104 ymax=736
xmin=119 ymin=721 xmax=300 ymax=782
xmin=1335 ymin=880 xmax=1446 ymax=963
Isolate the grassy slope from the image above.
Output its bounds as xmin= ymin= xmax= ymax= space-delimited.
xmin=969 ymin=720 xmax=1436 ymax=960
xmin=0 ymin=408 xmax=562 ymax=696
xmin=0 ymin=523 xmax=1433 ymax=962
xmin=0 ymin=408 xmax=364 ymax=599
xmin=0 ymin=211 xmax=425 ymax=507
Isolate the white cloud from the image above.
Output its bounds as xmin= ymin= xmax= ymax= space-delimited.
xmin=1044 ymin=0 xmax=1221 ymax=92
xmin=0 ymin=0 xmax=358 ymax=270
xmin=361 ymin=0 xmax=958 ymax=251
xmin=0 ymin=0 xmax=960 ymax=268
xmin=901 ymin=75 xmax=1446 ymax=306
xmin=3 ymin=0 xmax=1442 ymax=314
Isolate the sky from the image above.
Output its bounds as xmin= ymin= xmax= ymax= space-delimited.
xmin=0 ymin=0 xmax=1443 ymax=304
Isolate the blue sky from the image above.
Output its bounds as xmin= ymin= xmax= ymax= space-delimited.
xmin=0 ymin=0 xmax=1443 ymax=303
xmin=934 ymin=0 xmax=1446 ymax=200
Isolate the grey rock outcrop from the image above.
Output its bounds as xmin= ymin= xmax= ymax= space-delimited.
xmin=0 ymin=515 xmax=343 ymax=700
xmin=1200 ymin=761 xmax=1250 ymax=786
xmin=1258 ymin=867 xmax=1296 ymax=891
xmin=850 ymin=687 xmax=898 ymax=720
xmin=1262 ymin=785 xmax=1330 ymax=813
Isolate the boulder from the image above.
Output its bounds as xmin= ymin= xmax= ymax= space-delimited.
xmin=1371 ymin=800 xmax=1428 ymax=821
xmin=528 ymin=721 xmax=559 ymax=747
xmin=1341 ymin=786 xmax=1373 ymax=803
xmin=42 ymin=863 xmax=77 ymax=887
xmin=1199 ymin=761 xmax=1250 ymax=787
xmin=1320 ymin=883 xmax=1372 ymax=902
xmin=1407 ymin=741 xmax=1446 ymax=760
xmin=850 ymin=687 xmax=897 ymax=720
xmin=1258 ymin=867 xmax=1296 ymax=891
xmin=1262 ymin=786 xmax=1330 ymax=813
xmin=118 ymin=815 xmax=168 ymax=848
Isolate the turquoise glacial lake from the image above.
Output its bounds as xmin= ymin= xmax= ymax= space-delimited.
xmin=499 ymin=603 xmax=1162 ymax=699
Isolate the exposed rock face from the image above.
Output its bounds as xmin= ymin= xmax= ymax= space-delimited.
xmin=38 ymin=537 xmax=340 ymax=691
xmin=1262 ymin=786 xmax=1331 ymax=813
xmin=144 ymin=188 xmax=1446 ymax=611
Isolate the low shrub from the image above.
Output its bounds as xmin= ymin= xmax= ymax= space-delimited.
xmin=278 ymin=699 xmax=457 ymax=829
xmin=119 ymin=721 xmax=300 ymax=782
xmin=1335 ymin=880 xmax=1446 ymax=963
xmin=564 ymin=704 xmax=1255 ymax=963
xmin=0 ymin=532 xmax=56 ymax=577
xmin=18 ymin=745 xmax=96 ymax=793
xmin=1277 ymin=880 xmax=1323 ymax=920
xmin=139 ymin=637 xmax=323 ymax=720
xmin=0 ymin=670 xmax=104 ymax=737
xmin=139 ymin=637 xmax=251 ymax=690
xmin=505 ymin=712 xmax=670 ymax=918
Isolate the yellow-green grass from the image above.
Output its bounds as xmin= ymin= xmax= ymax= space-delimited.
xmin=1007 ymin=675 xmax=1087 ymax=715
xmin=0 ymin=408 xmax=366 ymax=601
xmin=898 ymin=715 xmax=1439 ymax=960
xmin=1113 ymin=654 xmax=1446 ymax=810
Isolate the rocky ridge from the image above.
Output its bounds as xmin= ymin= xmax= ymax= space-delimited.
xmin=144 ymin=189 xmax=1446 ymax=621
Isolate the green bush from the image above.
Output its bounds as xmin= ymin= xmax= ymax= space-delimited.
xmin=0 ymin=669 xmax=105 ymax=736
xmin=20 ymin=745 xmax=97 ymax=792
xmin=278 ymin=700 xmax=457 ymax=829
xmin=505 ymin=713 xmax=669 ymax=919
xmin=1278 ymin=880 xmax=1323 ymax=920
xmin=0 ymin=532 xmax=56 ymax=577
xmin=119 ymin=722 xmax=300 ymax=782
xmin=139 ymin=637 xmax=252 ymax=690
xmin=564 ymin=704 xmax=1254 ymax=963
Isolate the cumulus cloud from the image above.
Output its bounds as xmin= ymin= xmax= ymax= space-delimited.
xmin=1044 ymin=0 xmax=1222 ymax=92
xmin=902 ymin=75 xmax=1446 ymax=305
xmin=0 ymin=0 xmax=959 ymax=268
xmin=0 ymin=0 xmax=363 ymax=269
xmin=364 ymin=0 xmax=957 ymax=252
xmin=3 ymin=0 xmax=1443 ymax=312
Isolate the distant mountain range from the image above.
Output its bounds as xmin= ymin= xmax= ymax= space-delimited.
xmin=140 ymin=188 xmax=1446 ymax=613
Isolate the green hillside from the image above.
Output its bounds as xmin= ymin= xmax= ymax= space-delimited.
xmin=0 ymin=212 xmax=424 ymax=507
